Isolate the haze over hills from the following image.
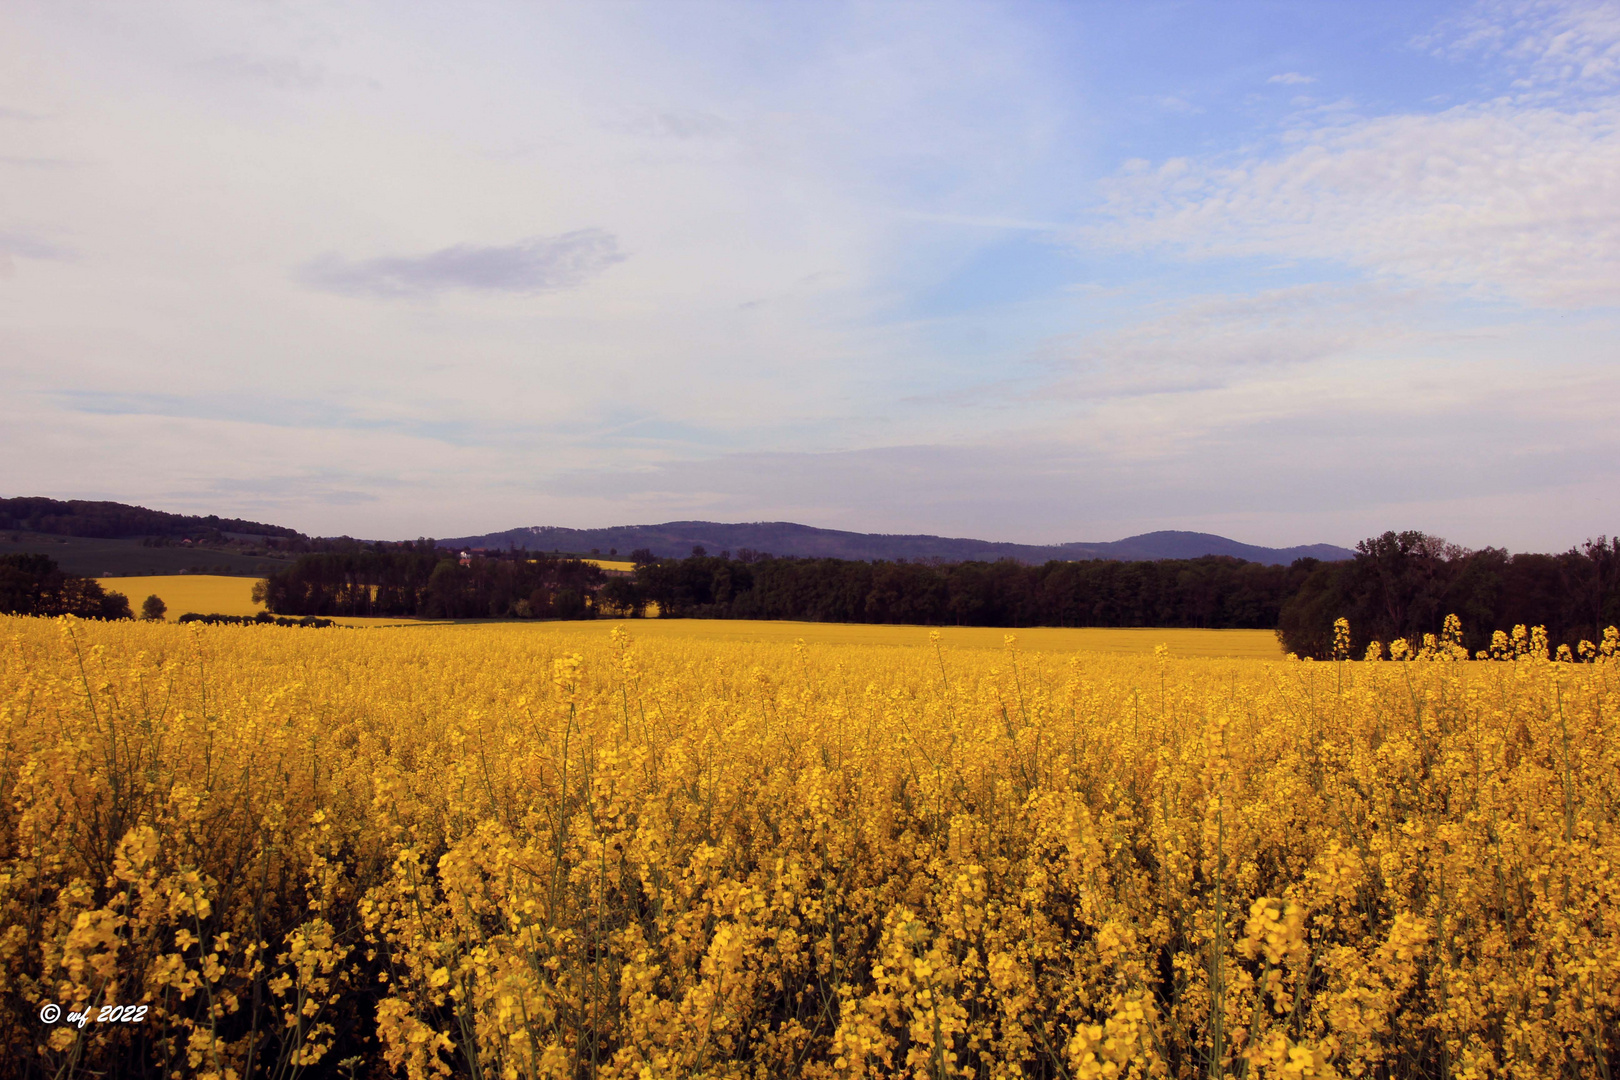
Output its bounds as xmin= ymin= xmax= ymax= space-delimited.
xmin=2 ymin=497 xmax=1357 ymax=567
xmin=443 ymin=522 xmax=1356 ymax=567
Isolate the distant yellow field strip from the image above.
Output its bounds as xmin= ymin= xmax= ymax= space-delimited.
xmin=96 ymin=575 xmax=431 ymax=626
xmin=97 ymin=575 xmax=263 ymax=619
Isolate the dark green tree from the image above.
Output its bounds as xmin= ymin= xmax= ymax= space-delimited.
xmin=0 ymin=553 xmax=132 ymax=619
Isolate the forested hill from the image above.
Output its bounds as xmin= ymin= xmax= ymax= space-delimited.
xmin=0 ymin=497 xmax=301 ymax=540
xmin=444 ymin=522 xmax=1356 ymax=566
xmin=3 ymin=497 xmax=1354 ymax=565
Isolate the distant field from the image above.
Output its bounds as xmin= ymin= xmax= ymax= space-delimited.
xmin=511 ymin=618 xmax=1284 ymax=658
xmin=584 ymin=557 xmax=636 ymax=572
xmin=97 ymin=575 xmax=264 ymax=618
xmin=8 ymin=532 xmax=290 ymax=577
xmin=95 ymin=576 xmax=435 ymax=626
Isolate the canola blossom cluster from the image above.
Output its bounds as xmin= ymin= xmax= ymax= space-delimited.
xmin=1 ymin=615 xmax=1617 ymax=1078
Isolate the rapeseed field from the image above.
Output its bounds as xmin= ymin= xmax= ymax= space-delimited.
xmin=516 ymin=619 xmax=1283 ymax=658
xmin=1 ymin=615 xmax=1615 ymax=1078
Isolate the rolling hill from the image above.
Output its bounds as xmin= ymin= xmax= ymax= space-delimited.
xmin=0 ymin=496 xmax=300 ymax=540
xmin=443 ymin=522 xmax=1355 ymax=567
xmin=4 ymin=496 xmax=1356 ymax=569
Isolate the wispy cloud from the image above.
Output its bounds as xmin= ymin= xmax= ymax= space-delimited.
xmin=1156 ymin=95 xmax=1202 ymax=114
xmin=1423 ymin=0 xmax=1620 ymax=93
xmin=1268 ymin=72 xmax=1316 ymax=84
xmin=1039 ymin=285 xmax=1422 ymax=399
xmin=0 ymin=230 xmax=72 ymax=260
xmin=1 ymin=230 xmax=72 ymax=275
xmin=55 ymin=391 xmax=483 ymax=446
xmin=0 ymin=156 xmax=77 ymax=169
xmin=298 ymin=230 xmax=627 ymax=299
xmin=188 ymin=474 xmax=383 ymax=508
xmin=623 ymin=108 xmax=730 ymax=140
xmin=1093 ymin=99 xmax=1620 ymax=306
xmin=1088 ymin=3 xmax=1620 ymax=308
xmin=196 ymin=52 xmax=327 ymax=91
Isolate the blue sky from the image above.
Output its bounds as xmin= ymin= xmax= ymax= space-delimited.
xmin=3 ymin=0 xmax=1618 ymax=549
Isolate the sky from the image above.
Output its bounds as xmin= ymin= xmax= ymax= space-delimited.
xmin=3 ymin=0 xmax=1618 ymax=551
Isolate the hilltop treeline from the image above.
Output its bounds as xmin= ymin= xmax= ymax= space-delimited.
xmin=0 ymin=553 xmax=133 ymax=619
xmin=0 ymin=496 xmax=302 ymax=540
xmin=617 ymin=552 xmax=1308 ymax=629
xmin=259 ymin=544 xmax=605 ymax=619
xmin=1278 ymin=531 xmax=1620 ymax=657
xmin=0 ymin=496 xmax=428 ymax=559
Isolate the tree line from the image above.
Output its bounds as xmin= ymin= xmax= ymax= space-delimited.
xmin=177 ymin=612 xmax=335 ymax=628
xmin=1277 ymin=531 xmax=1620 ymax=657
xmin=258 ymin=544 xmax=606 ymax=619
xmin=612 ymin=535 xmax=1620 ymax=656
xmin=253 ymin=531 xmax=1620 ymax=657
xmin=608 ymin=551 xmax=1311 ymax=629
xmin=0 ymin=554 xmax=133 ymax=620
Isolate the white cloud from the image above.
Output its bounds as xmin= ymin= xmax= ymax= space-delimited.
xmin=298 ymin=231 xmax=627 ymax=298
xmin=1268 ymin=72 xmax=1316 ymax=84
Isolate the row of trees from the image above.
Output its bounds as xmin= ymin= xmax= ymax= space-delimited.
xmin=0 ymin=554 xmax=133 ymax=620
xmin=614 ymin=535 xmax=1620 ymax=656
xmin=611 ymin=553 xmax=1314 ymax=628
xmin=176 ymin=612 xmax=335 ymax=628
xmin=1277 ymin=532 xmax=1620 ymax=657
xmin=258 ymin=547 xmax=606 ymax=619
xmin=253 ymin=531 xmax=1620 ymax=658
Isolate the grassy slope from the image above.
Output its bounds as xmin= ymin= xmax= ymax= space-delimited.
xmin=6 ymin=533 xmax=292 ymax=577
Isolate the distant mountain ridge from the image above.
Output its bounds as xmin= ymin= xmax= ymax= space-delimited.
xmin=444 ymin=521 xmax=1355 ymax=567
